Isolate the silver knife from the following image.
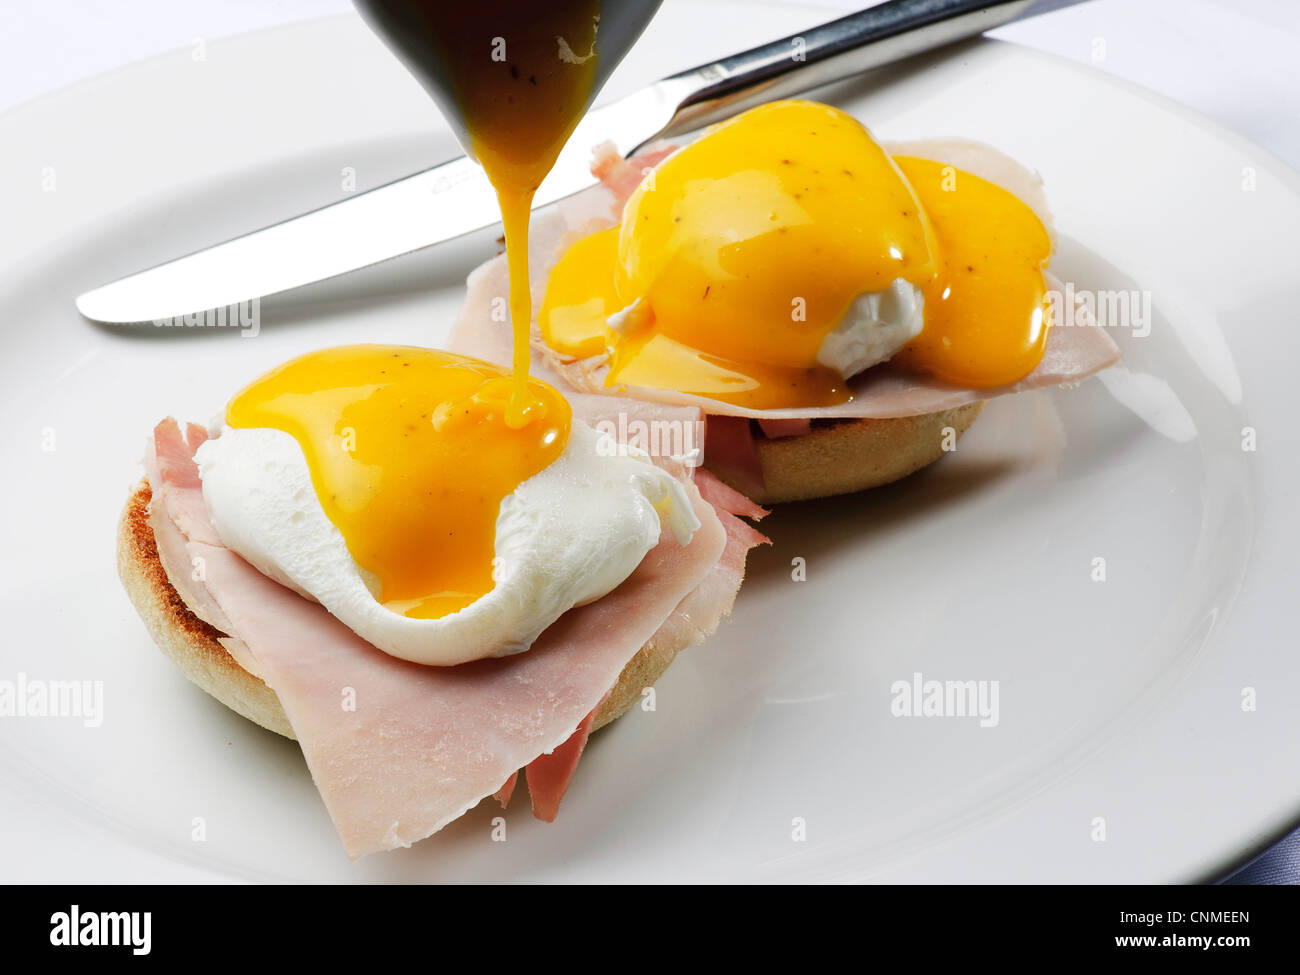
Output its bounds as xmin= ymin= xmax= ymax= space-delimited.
xmin=76 ymin=0 xmax=1078 ymax=324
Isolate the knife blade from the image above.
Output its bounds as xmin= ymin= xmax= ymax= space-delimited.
xmin=77 ymin=0 xmax=1076 ymax=324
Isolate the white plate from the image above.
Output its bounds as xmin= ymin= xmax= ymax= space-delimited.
xmin=2 ymin=1 xmax=1298 ymax=883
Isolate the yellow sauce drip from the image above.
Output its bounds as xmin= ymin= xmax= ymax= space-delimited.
xmin=538 ymin=225 xmax=852 ymax=410
xmin=226 ymin=346 xmax=571 ymax=619
xmin=425 ymin=3 xmax=602 ymax=426
xmin=889 ymin=156 xmax=1053 ymax=387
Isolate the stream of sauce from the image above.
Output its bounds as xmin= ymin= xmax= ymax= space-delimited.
xmin=359 ymin=1 xmax=604 ymax=426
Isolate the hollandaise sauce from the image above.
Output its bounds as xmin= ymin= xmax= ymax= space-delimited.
xmin=227 ymin=346 xmax=571 ymax=620
xmin=252 ymin=4 xmax=614 ymax=622
xmin=539 ymin=100 xmax=1055 ymax=407
xmin=889 ymin=156 xmax=1053 ymax=387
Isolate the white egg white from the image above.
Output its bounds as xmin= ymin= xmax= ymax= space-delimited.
xmin=193 ymin=420 xmax=699 ymax=666
xmin=603 ymin=277 xmax=924 ymax=382
xmin=815 ymin=278 xmax=925 ymax=379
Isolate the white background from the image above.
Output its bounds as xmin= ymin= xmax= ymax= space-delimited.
xmin=1 ymin=0 xmax=1298 ymax=166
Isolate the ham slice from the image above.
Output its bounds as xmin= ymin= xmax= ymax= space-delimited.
xmin=494 ymin=771 xmax=519 ymax=809
xmin=757 ymin=418 xmax=813 ymax=440
xmin=694 ymin=469 xmax=768 ymax=523
xmin=701 ymin=416 xmax=763 ymax=488
xmin=590 ymin=140 xmax=678 ymax=201
xmin=450 ymin=138 xmax=1120 ymax=424
xmin=649 ymin=469 xmax=770 ymax=653
xmin=524 ymin=708 xmax=597 ymax=822
xmin=145 ymin=420 xmax=760 ymax=858
xmin=145 ymin=421 xmax=260 ymax=676
xmin=149 ymin=419 xmax=221 ymax=546
xmin=495 ymin=474 xmax=767 ymax=822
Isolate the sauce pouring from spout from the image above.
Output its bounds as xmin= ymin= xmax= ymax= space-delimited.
xmin=353 ymin=1 xmax=662 ymax=426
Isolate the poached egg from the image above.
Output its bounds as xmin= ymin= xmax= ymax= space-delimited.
xmin=539 ymin=100 xmax=1055 ymax=407
xmin=194 ymin=345 xmax=699 ymax=666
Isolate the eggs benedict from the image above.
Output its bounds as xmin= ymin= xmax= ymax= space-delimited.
xmin=454 ymin=100 xmax=1121 ymax=503
xmin=117 ymin=3 xmax=772 ymax=860
xmin=541 ymin=100 xmax=943 ymax=408
xmin=117 ymin=346 xmax=766 ymax=857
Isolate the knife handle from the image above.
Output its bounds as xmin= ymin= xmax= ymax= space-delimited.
xmin=653 ymin=0 xmax=1056 ymax=139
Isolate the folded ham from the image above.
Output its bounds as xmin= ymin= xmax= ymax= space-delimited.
xmin=145 ymin=419 xmax=767 ymax=858
xmin=449 ymin=138 xmax=1120 ymax=427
